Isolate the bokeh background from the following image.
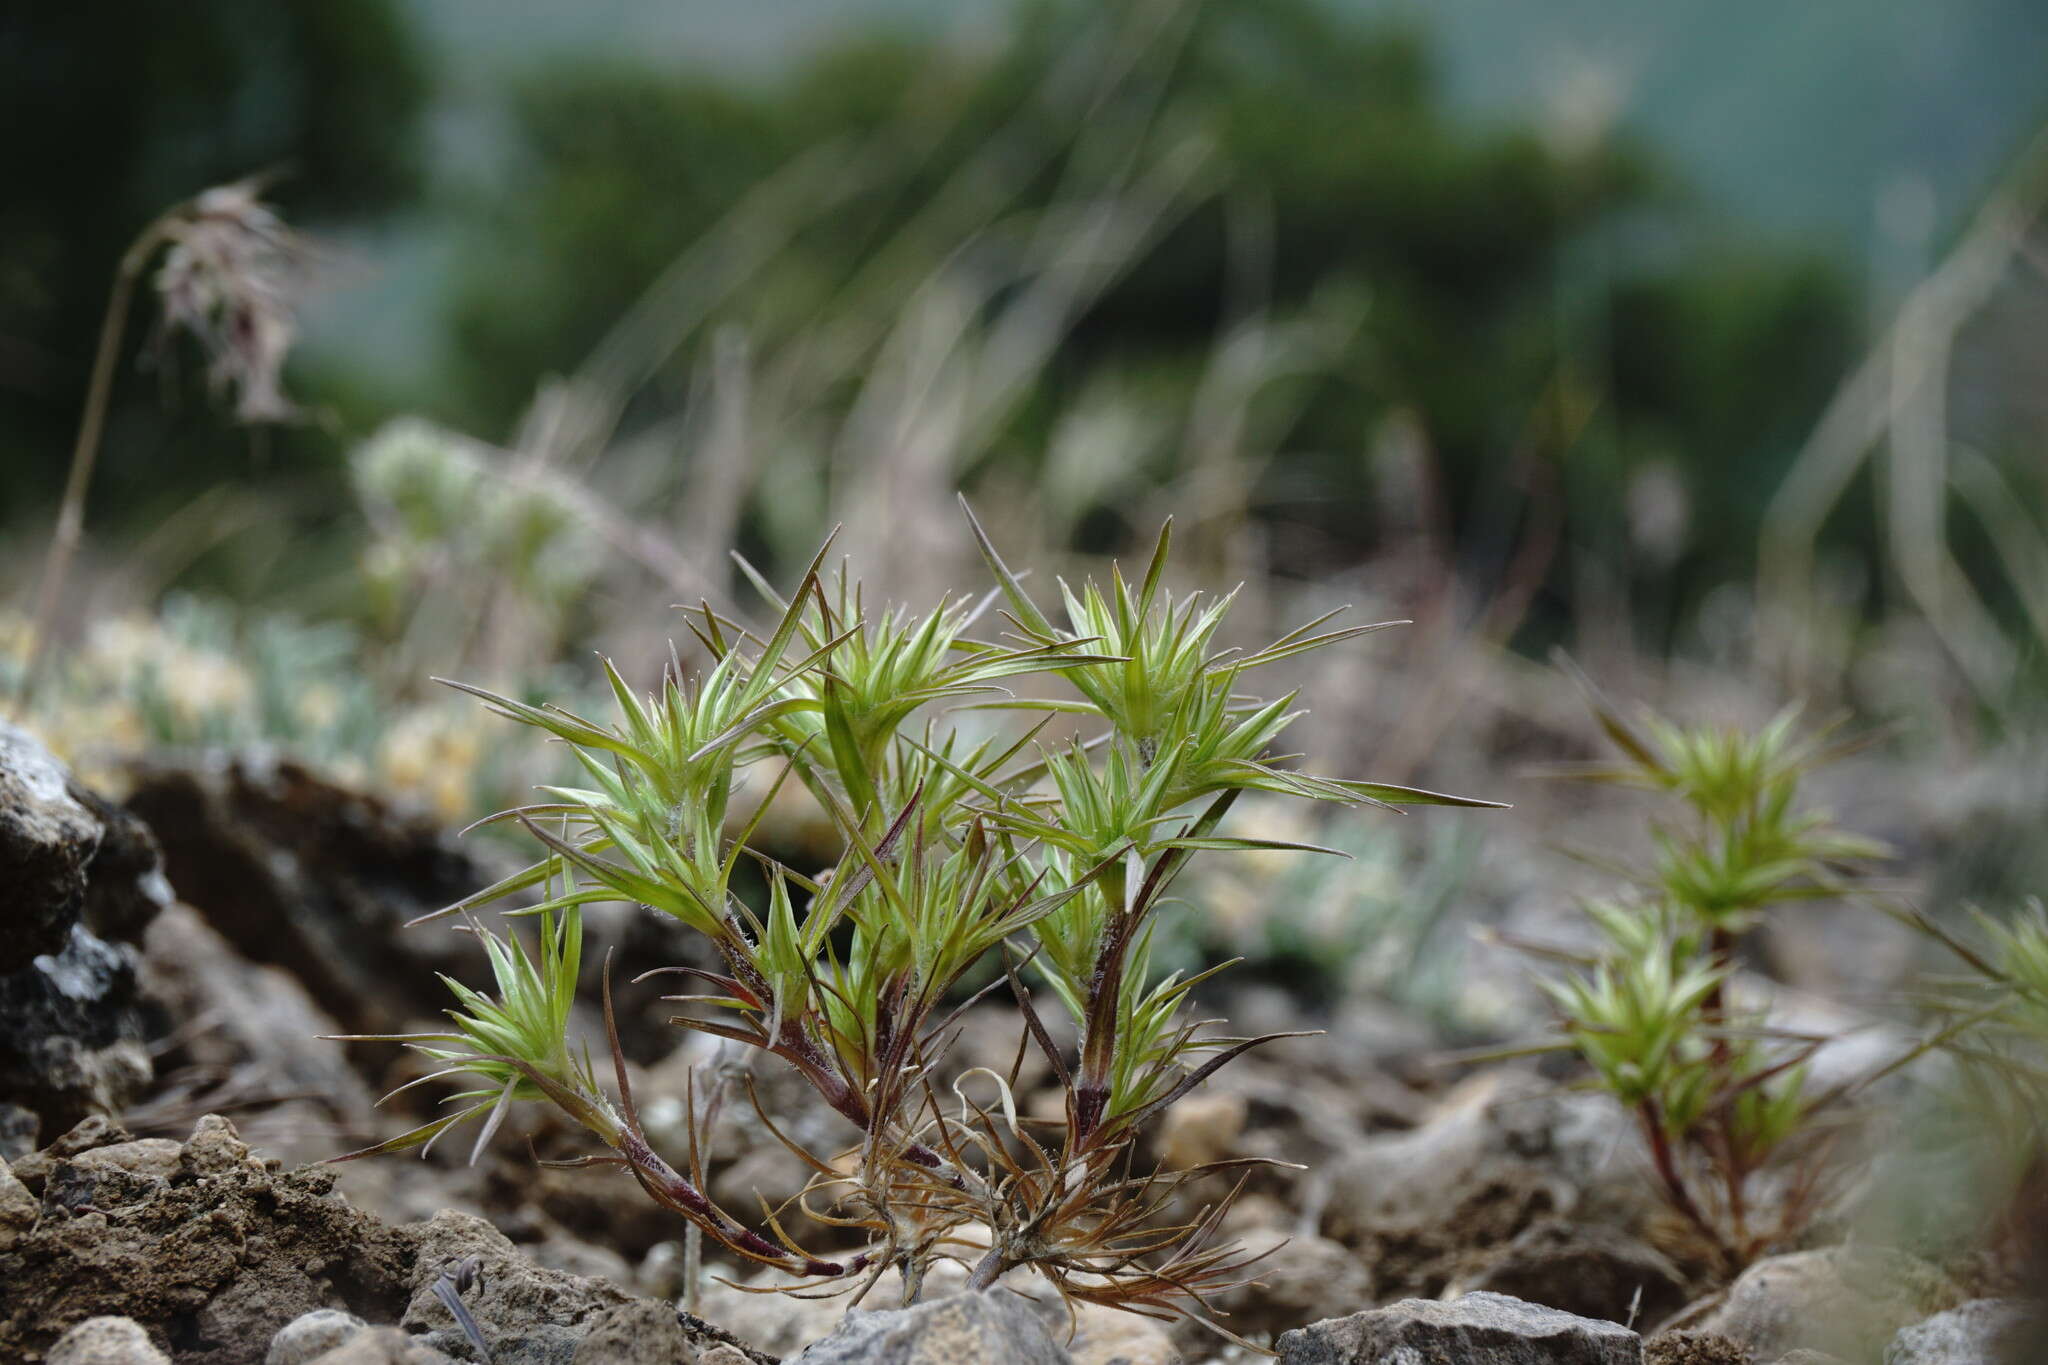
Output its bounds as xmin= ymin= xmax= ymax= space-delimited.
xmin=4 ymin=0 xmax=2048 ymax=931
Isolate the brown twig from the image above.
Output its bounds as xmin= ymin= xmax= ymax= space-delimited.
xmin=17 ymin=210 xmax=182 ymax=710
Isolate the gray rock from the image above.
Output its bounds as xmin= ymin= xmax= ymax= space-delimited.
xmin=699 ymin=1246 xmax=1180 ymax=1364
xmin=1683 ymin=1247 xmax=1963 ymax=1362
xmin=304 ymin=1328 xmax=458 ymax=1364
xmin=525 ymin=1234 xmax=634 ymax=1287
xmin=123 ymin=755 xmax=499 ymax=1040
xmin=40 ymin=1137 xmax=187 ymax=1215
xmin=1205 ymin=1228 xmax=1375 ymax=1338
xmin=0 ymin=923 xmax=153 ymax=1140
xmin=1278 ymin=1291 xmax=1642 ymax=1364
xmin=571 ymin=1300 xmax=697 ymax=1364
xmin=0 ymin=1116 xmax=680 ymax=1365
xmin=140 ymin=905 xmax=380 ymax=1167
xmin=0 ymin=726 xmax=169 ymax=1144
xmin=1320 ymin=1072 xmax=1658 ymax=1300
xmin=402 ymin=1210 xmax=634 ymax=1365
xmin=634 ymin=1240 xmax=688 ymax=1300
xmin=268 ymin=1309 xmax=369 ymax=1365
xmin=0 ymin=721 xmax=170 ymax=956
xmin=0 ymin=1101 xmax=39 ymax=1161
xmin=46 ymin=1315 xmax=171 ymax=1364
xmin=1455 ymin=1219 xmax=1691 ymax=1330
xmin=1068 ymin=1305 xmax=1180 ymax=1365
xmin=182 ymin=1112 xmax=263 ymax=1179
xmin=0 ymin=1154 xmax=37 ymax=1251
xmin=66 ymin=781 xmax=174 ymax=944
xmin=71 ymin=1138 xmax=184 ymax=1183
xmin=0 ymin=721 xmax=103 ymax=972
xmin=1323 ymin=1074 xmax=1555 ymax=1240
xmin=788 ymin=1291 xmax=1071 ymax=1364
xmin=679 ymin=1272 xmax=841 ymax=1358
xmin=1885 ymin=1298 xmax=2041 ymax=1365
xmin=5 ymin=1112 xmax=132 ymax=1187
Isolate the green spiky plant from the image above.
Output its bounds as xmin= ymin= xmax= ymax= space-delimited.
xmin=1886 ymin=898 xmax=2048 ymax=1258
xmin=1526 ymin=669 xmax=1892 ymax=1274
xmin=1936 ymin=900 xmax=2048 ymax=1132
xmin=341 ymin=503 xmax=1500 ymax=1339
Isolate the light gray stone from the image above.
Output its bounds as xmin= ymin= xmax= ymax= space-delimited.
xmin=1069 ymin=1304 xmax=1179 ymax=1365
xmin=1278 ymin=1291 xmax=1642 ymax=1365
xmin=570 ymin=1300 xmax=695 ymax=1365
xmin=305 ymin=1327 xmax=458 ymax=1364
xmin=0 ymin=724 xmax=170 ymax=1141
xmin=46 ymin=1316 xmax=170 ymax=1365
xmin=0 ymin=1155 xmax=36 ymax=1251
xmin=0 ymin=721 xmax=102 ymax=972
xmin=1205 ymin=1229 xmax=1374 ymax=1338
xmin=401 ymin=1209 xmax=633 ymax=1365
xmin=1886 ymin=1298 xmax=2040 ymax=1365
xmin=1685 ymin=1247 xmax=1963 ymax=1362
xmin=789 ymin=1291 xmax=1071 ymax=1365
xmin=181 ymin=1112 xmax=262 ymax=1178
xmin=70 ymin=1138 xmax=183 ymax=1184
xmin=0 ymin=922 xmax=153 ymax=1142
xmin=1453 ymin=1219 xmax=1690 ymax=1330
xmin=268 ymin=1309 xmax=370 ymax=1365
xmin=1320 ymin=1071 xmax=1663 ymax=1302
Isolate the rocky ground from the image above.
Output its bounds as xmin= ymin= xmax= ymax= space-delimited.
xmin=2 ymin=718 xmax=2041 ymax=1364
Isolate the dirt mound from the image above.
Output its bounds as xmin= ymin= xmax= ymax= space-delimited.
xmin=0 ymin=1114 xmax=633 ymax=1365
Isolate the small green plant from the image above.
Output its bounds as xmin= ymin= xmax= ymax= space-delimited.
xmin=1889 ymin=898 xmax=2048 ymax=1252
xmin=1527 ymin=670 xmax=1890 ymax=1273
xmin=1947 ymin=900 xmax=2048 ymax=1099
xmin=343 ymin=506 xmax=1499 ymax=1336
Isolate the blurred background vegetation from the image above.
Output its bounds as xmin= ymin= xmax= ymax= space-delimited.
xmin=4 ymin=0 xmax=2047 ymax=818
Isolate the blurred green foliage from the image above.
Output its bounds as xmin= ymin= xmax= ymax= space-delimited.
xmin=436 ymin=0 xmax=1859 ymax=630
xmin=0 ymin=0 xmax=426 ymax=531
xmin=12 ymin=0 xmax=2029 ymax=659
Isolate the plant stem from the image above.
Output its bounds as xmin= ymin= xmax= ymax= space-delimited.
xmin=615 ymin=1126 xmax=844 ymax=1277
xmin=685 ymin=1043 xmax=742 ymax=1314
xmin=1718 ymin=1134 xmax=1751 ymax=1254
xmin=17 ymin=212 xmax=180 ymax=711
xmin=1637 ymin=1101 xmax=1723 ymax=1259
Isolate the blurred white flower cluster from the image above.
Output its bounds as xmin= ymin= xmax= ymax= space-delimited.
xmin=1 ymin=600 xmax=500 ymax=824
xmin=152 ymin=180 xmax=313 ymax=423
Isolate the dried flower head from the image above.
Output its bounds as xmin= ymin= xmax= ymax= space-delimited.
xmin=15 ymin=176 xmax=319 ymax=714
xmin=152 ymin=179 xmax=311 ymax=423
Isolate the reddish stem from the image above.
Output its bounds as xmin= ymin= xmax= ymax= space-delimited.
xmin=1637 ymin=1101 xmax=1725 ymax=1261
xmin=617 ymin=1128 xmax=843 ymax=1277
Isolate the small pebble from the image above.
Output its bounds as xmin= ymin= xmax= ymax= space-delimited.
xmin=0 ymin=1157 xmax=37 ymax=1251
xmin=47 ymin=1315 xmax=170 ymax=1365
xmin=268 ymin=1309 xmax=369 ymax=1365
xmin=183 ymin=1114 xmax=257 ymax=1178
xmin=68 ymin=1140 xmax=182 ymax=1184
xmin=302 ymin=1326 xmax=457 ymax=1363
